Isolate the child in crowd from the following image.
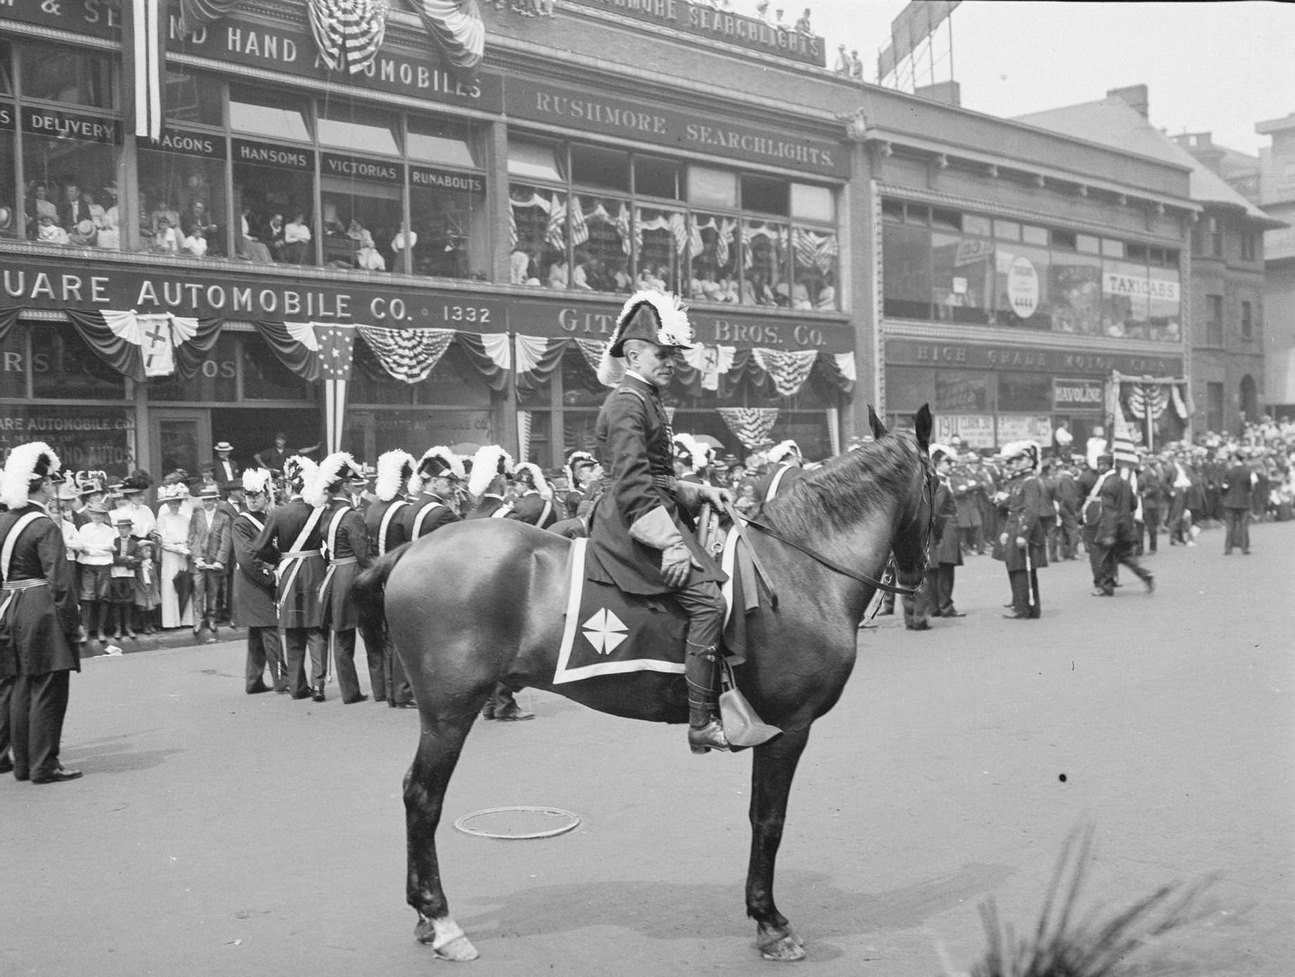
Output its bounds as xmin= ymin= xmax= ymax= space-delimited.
xmin=76 ymin=501 xmax=116 ymax=642
xmin=109 ymin=516 xmax=141 ymax=639
xmin=135 ymin=539 xmax=161 ymax=634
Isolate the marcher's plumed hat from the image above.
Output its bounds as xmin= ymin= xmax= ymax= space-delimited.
xmin=564 ymin=450 xmax=597 ymax=490
xmin=283 ymin=455 xmax=318 ymax=493
xmin=929 ymin=443 xmax=954 ymax=465
xmin=766 ymin=439 xmax=801 ymax=466
xmin=512 ymin=462 xmax=551 ymax=498
xmin=468 ymin=445 xmax=513 ymax=499
xmin=305 ymin=452 xmax=361 ymax=507
xmin=241 ymin=468 xmax=272 ymax=496
xmin=0 ymin=441 xmax=62 ymax=509
xmin=597 ymin=290 xmax=694 ymax=385
xmin=416 ymin=446 xmax=465 ymax=486
xmin=999 ymin=440 xmax=1039 ymax=470
xmin=376 ymin=449 xmax=416 ymax=502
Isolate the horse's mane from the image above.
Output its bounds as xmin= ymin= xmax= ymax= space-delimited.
xmin=755 ymin=434 xmax=923 ymax=540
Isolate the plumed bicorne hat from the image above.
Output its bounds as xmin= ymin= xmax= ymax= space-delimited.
xmin=673 ymin=433 xmax=714 ymax=472
xmin=597 ymin=290 xmax=694 ymax=386
xmin=283 ymin=455 xmax=319 ymax=494
xmin=415 ymin=446 xmax=465 ymax=492
xmin=241 ymin=467 xmax=273 ymax=497
xmin=929 ymin=443 xmax=954 ymax=466
xmin=999 ymin=440 xmax=1040 ymax=471
xmin=511 ymin=462 xmax=551 ymax=499
xmin=304 ymin=452 xmax=362 ymax=507
xmin=0 ymin=442 xmax=62 ymax=510
xmin=467 ymin=445 xmax=513 ymax=499
xmin=766 ymin=439 xmax=801 ymax=466
xmin=564 ymin=450 xmax=597 ymax=489
xmin=375 ymin=449 xmax=416 ymax=503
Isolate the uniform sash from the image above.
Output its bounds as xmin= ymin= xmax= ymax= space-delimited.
xmin=0 ymin=510 xmax=48 ymax=622
xmin=275 ymin=503 xmax=325 ymax=599
xmin=377 ymin=499 xmax=408 ymax=555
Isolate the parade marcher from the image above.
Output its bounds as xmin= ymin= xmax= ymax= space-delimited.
xmin=993 ymin=441 xmax=1048 ymax=619
xmin=405 ymin=447 xmax=464 ymax=540
xmin=550 ymin=450 xmax=602 ymax=537
xmin=366 ymin=450 xmax=417 ymax=706
xmin=509 ymin=462 xmax=558 ymax=529
xmin=308 ymin=452 xmax=375 ymax=705
xmin=466 ymin=446 xmax=534 ymax=721
xmin=752 ymin=439 xmax=804 ymax=502
xmin=1137 ymin=455 xmax=1165 ymax=555
xmin=74 ymin=500 xmax=115 ymax=643
xmin=1093 ymin=449 xmax=1155 ymax=596
xmin=231 ymin=469 xmax=285 ymax=694
xmin=108 ymin=516 xmax=141 ymax=640
xmin=0 ymin=443 xmax=84 ymax=784
xmin=187 ymin=483 xmax=232 ymax=642
xmin=590 ymin=290 xmax=732 ymax=753
xmin=1221 ymin=448 xmax=1256 ymax=555
xmin=253 ymin=456 xmax=328 ymax=700
xmin=155 ymin=483 xmax=194 ymax=629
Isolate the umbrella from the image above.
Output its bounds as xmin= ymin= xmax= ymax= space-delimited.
xmin=173 ymin=570 xmax=193 ymax=618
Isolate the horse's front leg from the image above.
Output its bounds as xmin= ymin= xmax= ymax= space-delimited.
xmin=406 ymin=716 xmax=480 ymax=961
xmin=746 ymin=726 xmax=811 ymax=961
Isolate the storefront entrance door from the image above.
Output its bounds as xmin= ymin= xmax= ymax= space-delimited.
xmin=151 ymin=409 xmax=211 ymax=483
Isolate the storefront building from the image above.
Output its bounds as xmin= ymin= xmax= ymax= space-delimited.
xmin=0 ymin=1 xmax=1199 ymax=480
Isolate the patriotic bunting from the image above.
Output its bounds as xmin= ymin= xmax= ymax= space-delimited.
xmin=681 ymin=343 xmax=736 ymax=392
xmin=131 ymin=0 xmax=164 ymax=141
xmin=177 ymin=0 xmax=243 ymax=34
xmin=717 ymin=407 xmax=780 ymax=451
xmin=546 ymin=195 xmax=567 ymax=251
xmin=356 ymin=325 xmax=454 ymax=384
xmin=752 ymin=348 xmax=818 ymax=397
xmin=570 ymin=197 xmax=590 ymax=247
xmin=413 ymin=0 xmax=486 ymax=74
xmin=308 ymin=0 xmax=391 ymax=74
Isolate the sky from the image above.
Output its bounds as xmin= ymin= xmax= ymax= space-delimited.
xmin=792 ymin=1 xmax=1295 ymax=157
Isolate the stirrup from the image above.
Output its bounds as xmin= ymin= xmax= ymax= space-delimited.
xmin=688 ymin=718 xmax=730 ymax=755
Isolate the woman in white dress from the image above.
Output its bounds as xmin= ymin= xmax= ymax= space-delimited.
xmin=156 ymin=484 xmax=194 ymax=628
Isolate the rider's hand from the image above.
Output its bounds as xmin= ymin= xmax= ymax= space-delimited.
xmin=1015 ymin=536 xmax=1027 ymax=549
xmin=700 ymin=484 xmax=734 ymax=509
xmin=660 ymin=542 xmax=692 ymax=588
xmin=999 ymin=533 xmax=1009 ymax=546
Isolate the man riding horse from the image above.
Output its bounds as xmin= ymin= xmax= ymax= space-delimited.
xmin=590 ymin=290 xmax=734 ymax=754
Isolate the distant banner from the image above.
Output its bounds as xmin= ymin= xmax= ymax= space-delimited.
xmin=877 ymin=0 xmax=960 ymax=80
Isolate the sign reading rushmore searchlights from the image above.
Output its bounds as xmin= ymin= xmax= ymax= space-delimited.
xmin=573 ymin=0 xmax=826 ymax=65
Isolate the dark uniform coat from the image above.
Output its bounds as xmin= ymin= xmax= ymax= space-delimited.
xmin=1221 ymin=462 xmax=1255 ymax=509
xmin=252 ymin=497 xmax=326 ymax=629
xmin=1096 ymin=473 xmax=1137 ymax=545
xmin=405 ymin=494 xmax=460 ymax=538
xmin=0 ymin=504 xmax=80 ymax=677
xmin=365 ymin=497 xmax=411 ymax=555
xmin=467 ymin=495 xmax=510 ymax=520
xmin=319 ymin=498 xmax=372 ymax=631
xmin=230 ymin=509 xmax=277 ymax=629
xmin=995 ymin=472 xmax=1049 ymax=572
xmin=587 ymin=373 xmax=724 ymax=596
xmin=930 ymin=476 xmax=962 ymax=566
xmin=509 ymin=490 xmax=558 ymax=529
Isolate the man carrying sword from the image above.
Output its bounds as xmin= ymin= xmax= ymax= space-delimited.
xmin=252 ymin=456 xmax=328 ymax=700
xmin=994 ymin=441 xmax=1048 ymax=619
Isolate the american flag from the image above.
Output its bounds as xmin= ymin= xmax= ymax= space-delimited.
xmin=316 ymin=324 xmax=356 ymax=381
xmin=545 ymin=195 xmax=567 ymax=251
xmin=308 ymin=0 xmax=391 ymax=75
xmin=570 ymin=196 xmax=589 ymax=246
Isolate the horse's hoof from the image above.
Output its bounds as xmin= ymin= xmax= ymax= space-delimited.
xmin=415 ymin=915 xmax=480 ymax=961
xmin=758 ymin=926 xmax=806 ymax=962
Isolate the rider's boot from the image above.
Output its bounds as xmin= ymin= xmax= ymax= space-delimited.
xmin=685 ymin=641 xmax=729 ymax=754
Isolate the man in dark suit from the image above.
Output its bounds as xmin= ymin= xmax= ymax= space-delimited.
xmin=588 ymin=291 xmax=732 ymax=753
xmin=0 ymin=443 xmax=84 ymax=784
xmin=908 ymin=444 xmax=963 ymax=629
xmin=1221 ymin=449 xmax=1256 ymax=555
xmin=187 ymin=484 xmax=232 ymax=642
xmin=231 ymin=470 xmax=284 ymax=694
xmin=252 ymin=457 xmax=328 ymax=700
xmin=253 ymin=433 xmax=291 ymax=478
xmin=212 ymin=441 xmax=240 ymax=491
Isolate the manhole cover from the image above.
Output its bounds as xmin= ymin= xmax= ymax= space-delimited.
xmin=453 ymin=806 xmax=581 ymax=840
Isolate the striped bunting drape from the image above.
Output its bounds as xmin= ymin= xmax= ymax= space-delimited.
xmin=308 ymin=0 xmax=391 ymax=74
xmin=177 ymin=0 xmax=243 ymax=34
xmin=751 ymin=348 xmax=819 ymax=398
xmin=356 ymin=325 xmax=455 ymax=384
xmin=413 ymin=0 xmax=486 ymax=73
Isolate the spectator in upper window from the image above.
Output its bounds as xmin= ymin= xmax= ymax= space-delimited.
xmin=849 ymin=50 xmax=864 ymax=79
xmin=28 ymin=182 xmax=58 ymax=236
xmin=36 ymin=213 xmax=70 ymax=245
xmin=152 ymin=214 xmax=182 ymax=253
xmin=239 ymin=204 xmax=274 ymax=264
xmin=182 ymin=199 xmax=220 ymax=254
xmin=282 ymin=210 xmax=312 ymax=264
xmin=795 ymin=7 xmax=812 ymax=33
xmin=183 ymin=225 xmax=208 ymax=258
xmin=265 ymin=213 xmax=287 ymax=261
xmin=834 ymin=44 xmax=849 ymax=73
xmin=391 ymin=222 xmax=418 ymax=271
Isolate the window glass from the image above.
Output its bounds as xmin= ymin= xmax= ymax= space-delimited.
xmin=688 ymin=213 xmax=740 ymax=304
xmin=1147 ymin=266 xmax=1182 ymax=342
xmin=232 ymin=147 xmax=316 ymax=266
xmin=993 ymin=219 xmax=1020 ymax=240
xmin=413 ymin=346 xmax=492 ymax=406
xmin=0 ymin=125 xmax=15 ymax=240
xmin=930 ymin=208 xmax=960 ymax=232
xmin=321 ymin=178 xmax=401 ymax=273
xmin=241 ymin=333 xmax=313 ymax=400
xmin=962 ymin=214 xmax=991 ymax=237
xmin=22 ymin=43 xmax=115 ymax=109
xmin=164 ymin=69 xmax=223 ymax=127
xmin=882 ymin=222 xmax=931 ymax=319
xmin=1022 ymin=225 xmax=1048 ymax=246
xmin=741 ymin=174 xmax=788 ymax=216
xmin=229 ymin=85 xmax=311 ymax=141
xmin=318 ymin=102 xmax=400 ymax=155
xmin=997 ymin=375 xmax=1051 ymax=412
xmin=23 ymin=133 xmax=120 ymax=251
xmin=790 ymin=226 xmax=837 ymax=310
xmin=635 ymin=156 xmax=682 ymax=200
xmin=932 ymin=230 xmax=992 ymax=324
xmin=569 ymin=194 xmax=632 ymax=293
xmin=149 ymin=334 xmax=238 ymax=402
xmin=636 ymin=206 xmax=684 ymax=293
xmin=409 ymin=173 xmax=489 ymax=280
xmin=571 ymin=144 xmax=630 ymax=193
xmin=993 ymin=244 xmax=1050 ymax=328
xmin=741 ymin=220 xmax=786 ymax=307
xmin=32 ymin=323 xmax=126 ymax=400
xmin=1101 ymin=238 xmax=1125 ymax=258
xmin=0 ymin=40 xmax=11 ymax=96
xmin=1101 ymin=258 xmax=1150 ymax=338
xmin=507 ymin=138 xmax=562 ymax=183
xmin=509 ymin=184 xmax=560 ymax=286
xmin=408 ymin=117 xmax=479 ymax=168
xmin=687 ymin=166 xmax=736 ymax=209
xmin=934 ymin=370 xmax=990 ymax=412
xmin=138 ymin=143 xmax=227 ymax=257
xmin=1076 ymin=234 xmax=1100 ymax=254
xmin=0 ymin=324 xmax=25 ymax=398
xmin=885 ymin=366 xmax=935 ymax=412
xmin=881 ymin=198 xmax=904 ymax=223
xmin=791 ymin=184 xmax=834 ymax=223
xmin=1049 ymin=249 xmax=1102 ymax=335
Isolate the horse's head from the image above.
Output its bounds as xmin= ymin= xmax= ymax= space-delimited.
xmin=888 ymin=404 xmax=936 ymax=590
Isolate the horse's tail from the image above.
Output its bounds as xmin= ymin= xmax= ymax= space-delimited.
xmin=353 ymin=542 xmax=412 ymax=661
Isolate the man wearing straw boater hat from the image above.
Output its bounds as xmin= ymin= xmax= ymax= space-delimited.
xmin=0 ymin=442 xmax=84 ymax=784
xmin=308 ymin=452 xmax=375 ymax=705
xmin=231 ymin=468 xmax=285 ymax=694
xmin=253 ymin=456 xmax=328 ymax=700
xmin=590 ymin=290 xmax=733 ymax=754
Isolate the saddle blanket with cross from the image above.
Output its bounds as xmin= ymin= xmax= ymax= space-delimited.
xmin=552 ymin=532 xmax=761 ymax=685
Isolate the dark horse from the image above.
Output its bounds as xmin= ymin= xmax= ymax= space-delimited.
xmin=353 ymin=405 xmax=935 ymax=962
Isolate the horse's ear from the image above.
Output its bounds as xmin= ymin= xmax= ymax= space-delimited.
xmin=914 ymin=404 xmax=933 ymax=450
xmin=867 ymin=405 xmax=887 ymax=439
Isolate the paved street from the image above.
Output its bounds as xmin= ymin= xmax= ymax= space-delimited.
xmin=2 ymin=521 xmax=1293 ymax=977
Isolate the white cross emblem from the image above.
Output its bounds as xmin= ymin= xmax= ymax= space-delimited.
xmin=582 ymin=608 xmax=629 ymax=655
